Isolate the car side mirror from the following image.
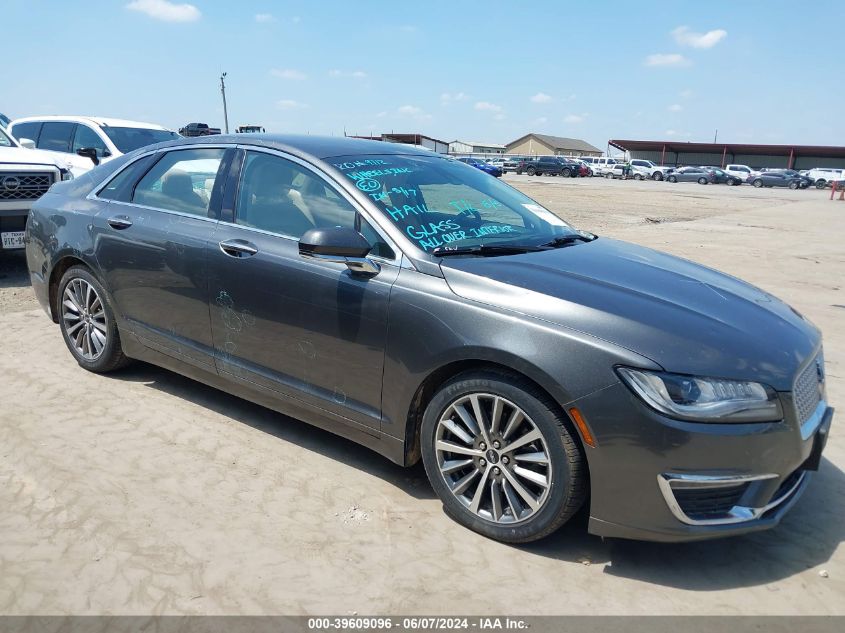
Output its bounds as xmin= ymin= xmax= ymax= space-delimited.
xmin=76 ymin=147 xmax=100 ymax=165
xmin=19 ymin=137 xmax=36 ymax=149
xmin=298 ymin=227 xmax=380 ymax=276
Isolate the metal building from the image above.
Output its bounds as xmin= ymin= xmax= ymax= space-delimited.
xmin=449 ymin=140 xmax=506 ymax=155
xmin=609 ymin=139 xmax=845 ymax=170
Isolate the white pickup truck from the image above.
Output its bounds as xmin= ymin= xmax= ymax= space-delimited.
xmin=0 ymin=127 xmax=72 ymax=250
xmin=630 ymin=159 xmax=674 ymax=180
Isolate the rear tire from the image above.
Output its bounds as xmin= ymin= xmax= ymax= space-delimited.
xmin=752 ymin=179 xmax=763 ymax=188
xmin=420 ymin=371 xmax=588 ymax=543
xmin=788 ymin=181 xmax=799 ymax=190
xmin=526 ymin=167 xmax=536 ymax=176
xmin=816 ymin=180 xmax=827 ymax=189
xmin=58 ymin=265 xmax=130 ymax=373
xmin=561 ymin=168 xmax=571 ymax=178
xmin=634 ymin=174 xmax=644 ymax=180
xmin=698 ymin=177 xmax=709 ymax=185
xmin=653 ymin=172 xmax=664 ymax=181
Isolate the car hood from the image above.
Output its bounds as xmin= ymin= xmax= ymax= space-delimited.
xmin=440 ymin=238 xmax=820 ymax=390
xmin=0 ymin=146 xmax=69 ymax=170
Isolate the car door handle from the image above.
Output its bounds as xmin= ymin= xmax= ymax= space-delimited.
xmin=107 ymin=215 xmax=133 ymax=230
xmin=219 ymin=239 xmax=258 ymax=258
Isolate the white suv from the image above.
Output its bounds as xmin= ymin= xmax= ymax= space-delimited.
xmin=724 ymin=164 xmax=756 ymax=182
xmin=630 ymin=159 xmax=674 ymax=181
xmin=0 ymin=126 xmax=72 ymax=250
xmin=805 ymin=167 xmax=845 ymax=188
xmin=7 ymin=115 xmax=178 ymax=177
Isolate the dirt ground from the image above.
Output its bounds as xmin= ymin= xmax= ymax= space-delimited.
xmin=0 ymin=178 xmax=843 ymax=615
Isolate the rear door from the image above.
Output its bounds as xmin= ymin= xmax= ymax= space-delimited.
xmin=206 ymin=148 xmax=401 ymax=430
xmin=92 ymin=146 xmax=233 ymax=371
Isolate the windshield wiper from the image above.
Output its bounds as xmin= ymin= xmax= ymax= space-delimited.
xmin=540 ymin=232 xmax=597 ymax=248
xmin=432 ymin=244 xmax=545 ymax=257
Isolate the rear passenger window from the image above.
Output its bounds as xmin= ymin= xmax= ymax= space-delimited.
xmin=98 ymin=155 xmax=157 ymax=202
xmin=38 ymin=122 xmax=76 ymax=153
xmin=10 ymin=121 xmax=41 ymax=143
xmin=133 ymin=148 xmax=225 ymax=216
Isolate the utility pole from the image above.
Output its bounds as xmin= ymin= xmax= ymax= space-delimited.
xmin=714 ymin=129 xmax=718 ymax=143
xmin=220 ymin=72 xmax=229 ymax=134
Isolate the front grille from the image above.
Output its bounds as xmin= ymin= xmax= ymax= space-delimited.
xmin=673 ymin=483 xmax=750 ymax=521
xmin=793 ymin=352 xmax=823 ymax=425
xmin=0 ymin=172 xmax=55 ymax=201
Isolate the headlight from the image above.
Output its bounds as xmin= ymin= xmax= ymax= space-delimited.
xmin=617 ymin=367 xmax=782 ymax=422
xmin=60 ymin=168 xmax=74 ymax=181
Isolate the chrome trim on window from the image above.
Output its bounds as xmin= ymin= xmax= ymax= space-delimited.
xmin=657 ymin=471 xmax=806 ymax=526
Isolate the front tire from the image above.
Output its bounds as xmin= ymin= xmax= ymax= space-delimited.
xmin=788 ymin=181 xmax=799 ymax=190
xmin=561 ymin=168 xmax=571 ymax=178
xmin=653 ymin=172 xmax=664 ymax=181
xmin=420 ymin=371 xmax=587 ymax=543
xmin=752 ymin=179 xmax=763 ymax=188
xmin=526 ymin=167 xmax=537 ymax=176
xmin=698 ymin=177 xmax=709 ymax=185
xmin=58 ymin=266 xmax=129 ymax=373
xmin=667 ymin=175 xmax=677 ymax=183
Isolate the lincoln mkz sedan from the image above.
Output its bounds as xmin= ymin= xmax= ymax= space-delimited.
xmin=26 ymin=135 xmax=833 ymax=543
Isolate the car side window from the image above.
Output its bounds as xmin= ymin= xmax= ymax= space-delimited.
xmin=72 ymin=125 xmax=109 ymax=157
xmin=98 ymin=155 xmax=158 ymax=202
xmin=10 ymin=121 xmax=42 ymax=144
xmin=38 ymin=122 xmax=76 ymax=153
xmin=133 ymin=148 xmax=225 ymax=216
xmin=236 ymin=152 xmax=394 ymax=257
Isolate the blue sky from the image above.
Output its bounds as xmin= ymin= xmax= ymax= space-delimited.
xmin=3 ymin=1 xmax=843 ymax=148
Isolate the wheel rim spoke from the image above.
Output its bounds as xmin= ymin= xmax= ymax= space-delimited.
xmin=435 ymin=392 xmax=551 ymax=525
xmin=61 ymin=277 xmax=108 ymax=361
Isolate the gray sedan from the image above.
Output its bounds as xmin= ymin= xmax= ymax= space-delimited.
xmin=666 ymin=166 xmax=714 ymax=184
xmin=26 ymin=135 xmax=833 ymax=543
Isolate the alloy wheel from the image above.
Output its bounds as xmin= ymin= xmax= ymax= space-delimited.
xmin=434 ymin=393 xmax=552 ymax=525
xmin=62 ymin=278 xmax=108 ymax=361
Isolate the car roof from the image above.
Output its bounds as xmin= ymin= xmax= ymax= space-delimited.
xmin=9 ymin=115 xmax=169 ymax=130
xmin=146 ymin=133 xmax=446 ymax=160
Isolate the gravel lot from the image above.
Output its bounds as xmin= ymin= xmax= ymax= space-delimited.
xmin=1 ymin=178 xmax=842 ymax=615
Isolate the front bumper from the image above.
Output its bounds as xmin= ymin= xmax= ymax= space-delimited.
xmin=575 ymin=382 xmax=833 ymax=542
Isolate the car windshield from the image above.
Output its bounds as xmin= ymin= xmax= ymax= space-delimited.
xmin=0 ymin=127 xmax=15 ymax=147
xmin=333 ymin=153 xmax=579 ymax=253
xmin=101 ymin=126 xmax=179 ymax=153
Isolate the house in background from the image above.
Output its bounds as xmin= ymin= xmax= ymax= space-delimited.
xmin=505 ymin=133 xmax=602 ymax=157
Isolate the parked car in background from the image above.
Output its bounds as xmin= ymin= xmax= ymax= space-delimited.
xmin=587 ymin=157 xmax=620 ymax=176
xmin=8 ymin=116 xmax=178 ymax=177
xmin=749 ymin=172 xmax=806 ymax=189
xmin=759 ymin=169 xmax=812 ymax=188
xmin=0 ymin=125 xmax=72 ymax=251
xmin=28 ymin=134 xmax=832 ymax=544
xmin=456 ymin=156 xmax=502 ymax=177
xmin=235 ymin=125 xmax=265 ymax=133
xmin=179 ymin=122 xmax=222 ymax=137
xmin=606 ymin=164 xmax=650 ymax=180
xmin=805 ymin=167 xmax=845 ymax=189
xmin=485 ymin=158 xmax=507 ymax=171
xmin=724 ymin=164 xmax=756 ymax=182
xmin=570 ymin=159 xmax=592 ymax=177
xmin=630 ymin=159 xmax=673 ymax=181
xmin=502 ymin=156 xmax=523 ymax=173
xmin=666 ymin=167 xmax=714 ymax=184
xmin=701 ymin=166 xmax=743 ymax=186
xmin=517 ymin=157 xmax=577 ymax=177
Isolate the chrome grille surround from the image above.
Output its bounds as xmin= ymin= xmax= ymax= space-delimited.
xmin=0 ymin=172 xmax=55 ymax=201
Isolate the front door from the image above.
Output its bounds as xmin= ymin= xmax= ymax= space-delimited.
xmin=207 ymin=149 xmax=400 ymax=430
xmin=93 ymin=146 xmax=230 ymax=371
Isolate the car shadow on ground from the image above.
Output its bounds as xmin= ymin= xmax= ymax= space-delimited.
xmin=0 ymin=251 xmax=29 ymax=289
xmin=114 ymin=361 xmax=436 ymax=501
xmin=114 ymin=360 xmax=842 ymax=590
